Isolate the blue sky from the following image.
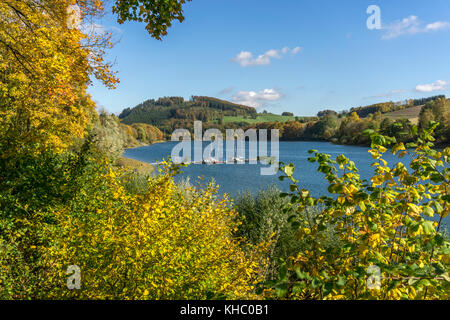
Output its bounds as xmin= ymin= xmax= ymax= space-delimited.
xmin=88 ymin=0 xmax=450 ymax=116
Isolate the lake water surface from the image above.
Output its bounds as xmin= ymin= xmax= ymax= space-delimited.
xmin=125 ymin=141 xmax=448 ymax=229
xmin=124 ymin=141 xmax=410 ymax=196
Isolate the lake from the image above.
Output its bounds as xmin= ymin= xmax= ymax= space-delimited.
xmin=124 ymin=141 xmax=409 ymax=196
xmin=124 ymin=141 xmax=448 ymax=229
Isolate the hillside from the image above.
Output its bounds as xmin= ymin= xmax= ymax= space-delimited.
xmin=119 ymin=96 xmax=257 ymax=135
xmin=383 ymin=97 xmax=450 ymax=125
xmin=243 ymin=96 xmax=448 ymax=146
xmin=118 ymin=95 xmax=318 ymax=138
xmin=384 ymin=105 xmax=423 ymax=125
xmin=347 ymin=95 xmax=445 ymax=119
xmin=118 ymin=95 xmax=448 ymax=146
xmin=223 ymin=114 xmax=316 ymax=124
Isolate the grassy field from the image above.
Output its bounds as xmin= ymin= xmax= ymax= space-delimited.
xmin=223 ymin=114 xmax=312 ymax=124
xmin=384 ymin=105 xmax=423 ymax=125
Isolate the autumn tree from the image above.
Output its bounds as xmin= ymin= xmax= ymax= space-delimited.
xmin=0 ymin=0 xmax=120 ymax=157
xmin=1 ymin=0 xmax=193 ymax=156
xmin=419 ymin=98 xmax=449 ymax=145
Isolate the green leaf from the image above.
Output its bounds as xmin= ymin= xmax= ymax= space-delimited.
xmin=434 ymin=201 xmax=443 ymax=214
xmin=284 ymin=164 xmax=295 ymax=177
xmin=336 ymin=276 xmax=346 ymax=287
xmin=306 ymin=197 xmax=315 ymax=206
xmin=422 ymin=206 xmax=434 ymax=217
xmin=274 ymin=283 xmax=288 ymax=298
xmin=363 ymin=129 xmax=375 ymax=136
xmin=422 ymin=221 xmax=435 ymax=235
xmin=295 ymin=268 xmax=309 ymax=280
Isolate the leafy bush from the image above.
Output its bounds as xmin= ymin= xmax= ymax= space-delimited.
xmin=0 ymin=140 xmax=267 ymax=299
xmin=235 ymin=187 xmax=288 ymax=246
xmin=234 ymin=187 xmax=340 ymax=280
xmin=0 ymin=142 xmax=97 ymax=298
xmin=268 ymin=123 xmax=450 ymax=299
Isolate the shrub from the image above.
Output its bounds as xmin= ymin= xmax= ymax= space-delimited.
xmin=38 ymin=161 xmax=266 ymax=299
xmin=268 ymin=123 xmax=450 ymax=299
xmin=234 ymin=187 xmax=340 ymax=280
xmin=0 ymin=139 xmax=266 ymax=299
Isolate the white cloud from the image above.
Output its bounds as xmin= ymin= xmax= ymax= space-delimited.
xmin=425 ymin=21 xmax=450 ymax=31
xmin=232 ymin=50 xmax=279 ymax=67
xmin=382 ymin=16 xmax=421 ymax=39
xmin=382 ymin=15 xmax=450 ymax=39
xmin=232 ymin=46 xmax=302 ymax=67
xmin=231 ymin=88 xmax=283 ymax=108
xmin=415 ymin=80 xmax=449 ymax=92
xmin=290 ymin=46 xmax=302 ymax=54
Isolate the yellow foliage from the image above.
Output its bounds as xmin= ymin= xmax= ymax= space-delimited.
xmin=0 ymin=1 xmax=118 ymax=154
xmin=276 ymin=128 xmax=450 ymax=300
xmin=41 ymin=162 xmax=267 ymax=299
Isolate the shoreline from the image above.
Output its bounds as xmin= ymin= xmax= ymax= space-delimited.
xmin=124 ymin=140 xmax=166 ymax=150
xmin=124 ymin=138 xmax=449 ymax=152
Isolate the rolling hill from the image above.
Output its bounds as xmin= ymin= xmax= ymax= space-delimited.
xmin=384 ymin=105 xmax=423 ymax=125
xmin=117 ymin=95 xmax=448 ymax=145
xmin=118 ymin=96 xmax=258 ymax=135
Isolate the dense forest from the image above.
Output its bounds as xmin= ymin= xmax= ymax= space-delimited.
xmin=119 ymin=94 xmax=449 ymax=147
xmin=250 ymin=96 xmax=449 ymax=146
xmin=119 ymin=96 xmax=257 ymax=135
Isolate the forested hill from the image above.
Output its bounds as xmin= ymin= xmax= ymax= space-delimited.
xmin=118 ymin=95 xmax=449 ymax=146
xmin=118 ymin=96 xmax=256 ymax=134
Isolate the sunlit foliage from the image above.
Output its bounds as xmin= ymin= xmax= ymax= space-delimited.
xmin=268 ymin=124 xmax=449 ymax=299
xmin=0 ymin=148 xmax=267 ymax=299
xmin=40 ymin=161 xmax=266 ymax=299
xmin=0 ymin=0 xmax=118 ymax=154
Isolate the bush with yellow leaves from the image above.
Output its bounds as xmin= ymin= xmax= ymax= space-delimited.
xmin=267 ymin=123 xmax=449 ymax=300
xmin=39 ymin=160 xmax=267 ymax=299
